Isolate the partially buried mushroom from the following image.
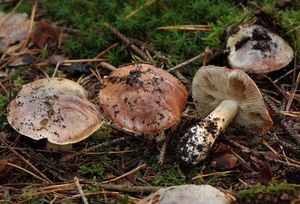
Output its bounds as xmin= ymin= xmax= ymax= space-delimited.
xmin=7 ymin=78 xmax=103 ymax=150
xmin=138 ymin=184 xmax=234 ymax=204
xmin=99 ymin=63 xmax=188 ymax=137
xmin=226 ymin=23 xmax=294 ymax=73
xmin=177 ymin=65 xmax=273 ymax=165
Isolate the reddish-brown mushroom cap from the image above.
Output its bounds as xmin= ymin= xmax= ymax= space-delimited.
xmin=99 ymin=63 xmax=188 ymax=134
xmin=226 ymin=24 xmax=294 ymax=73
xmin=7 ymin=78 xmax=103 ymax=145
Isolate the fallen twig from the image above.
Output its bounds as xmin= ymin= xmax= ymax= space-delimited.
xmin=60 ymin=137 xmax=126 ymax=162
xmin=104 ymin=22 xmax=150 ymax=62
xmin=157 ymin=24 xmax=210 ymax=31
xmin=100 ymin=163 xmax=146 ymax=184
xmin=6 ymin=162 xmax=49 ymax=183
xmin=286 ymin=71 xmax=300 ymax=111
xmin=21 ymin=0 xmax=37 ymax=50
xmin=74 ymin=177 xmax=89 ymax=204
xmin=263 ymin=93 xmax=300 ymax=144
xmin=98 ymin=184 xmax=161 ymax=193
xmin=99 ymin=61 xmax=117 ymax=71
xmin=0 ymin=136 xmax=52 ymax=183
xmin=264 ymin=157 xmax=300 ymax=169
xmin=167 ymin=48 xmax=211 ymax=72
xmin=192 ymin=170 xmax=234 ymax=180
xmin=125 ymin=0 xmax=156 ymax=19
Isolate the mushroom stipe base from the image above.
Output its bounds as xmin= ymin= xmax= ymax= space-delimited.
xmin=177 ymin=100 xmax=239 ymax=165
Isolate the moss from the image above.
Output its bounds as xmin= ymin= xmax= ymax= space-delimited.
xmin=0 ymin=93 xmax=8 ymax=113
xmin=0 ymin=1 xmax=31 ymax=13
xmin=152 ymin=164 xmax=187 ymax=186
xmin=10 ymin=67 xmax=31 ymax=87
xmin=78 ymin=164 xmax=107 ymax=179
xmin=91 ymin=123 xmax=112 ymax=143
xmin=41 ymin=0 xmax=245 ymax=67
xmin=279 ymin=9 xmax=300 ymax=60
xmin=237 ymin=181 xmax=294 ymax=197
xmin=41 ymin=0 xmax=300 ymax=74
xmin=22 ymin=189 xmax=52 ymax=204
xmin=0 ymin=93 xmax=8 ymax=127
xmin=110 ymin=196 xmax=131 ymax=204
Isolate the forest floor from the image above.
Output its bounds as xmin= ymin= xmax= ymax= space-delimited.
xmin=0 ymin=0 xmax=300 ymax=203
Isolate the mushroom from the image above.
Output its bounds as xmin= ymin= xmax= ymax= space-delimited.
xmin=7 ymin=78 xmax=103 ymax=151
xmin=99 ymin=63 xmax=188 ymax=138
xmin=226 ymin=23 xmax=294 ymax=73
xmin=177 ymin=65 xmax=273 ymax=165
xmin=138 ymin=184 xmax=234 ymax=204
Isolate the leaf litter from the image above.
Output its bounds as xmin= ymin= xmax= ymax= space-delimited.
xmin=0 ymin=1 xmax=299 ymax=204
xmin=0 ymin=12 xmax=31 ymax=52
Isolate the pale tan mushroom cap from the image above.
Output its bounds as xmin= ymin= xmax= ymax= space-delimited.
xmin=0 ymin=12 xmax=31 ymax=52
xmin=227 ymin=24 xmax=294 ymax=73
xmin=7 ymin=78 xmax=103 ymax=145
xmin=12 ymin=77 xmax=88 ymax=99
xmin=138 ymin=184 xmax=233 ymax=204
xmin=99 ymin=63 xmax=188 ymax=134
xmin=192 ymin=66 xmax=272 ymax=133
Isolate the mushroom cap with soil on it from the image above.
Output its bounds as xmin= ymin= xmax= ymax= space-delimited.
xmin=99 ymin=63 xmax=188 ymax=137
xmin=226 ymin=24 xmax=294 ymax=73
xmin=7 ymin=78 xmax=103 ymax=149
xmin=138 ymin=184 xmax=234 ymax=204
xmin=177 ymin=65 xmax=273 ymax=165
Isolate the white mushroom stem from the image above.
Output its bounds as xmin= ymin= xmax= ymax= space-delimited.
xmin=177 ymin=100 xmax=239 ymax=165
xmin=46 ymin=141 xmax=72 ymax=152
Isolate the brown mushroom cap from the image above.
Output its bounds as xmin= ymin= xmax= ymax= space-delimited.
xmin=7 ymin=78 xmax=103 ymax=145
xmin=226 ymin=24 xmax=294 ymax=73
xmin=99 ymin=63 xmax=188 ymax=134
xmin=192 ymin=65 xmax=272 ymax=133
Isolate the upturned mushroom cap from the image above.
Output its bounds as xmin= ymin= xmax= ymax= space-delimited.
xmin=192 ymin=65 xmax=272 ymax=133
xmin=226 ymin=24 xmax=294 ymax=73
xmin=99 ymin=63 xmax=188 ymax=134
xmin=7 ymin=78 xmax=103 ymax=145
xmin=138 ymin=184 xmax=233 ymax=204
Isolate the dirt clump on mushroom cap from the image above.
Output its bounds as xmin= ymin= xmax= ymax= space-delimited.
xmin=226 ymin=24 xmax=294 ymax=73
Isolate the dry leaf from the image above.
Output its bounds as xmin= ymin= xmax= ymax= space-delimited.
xmin=48 ymin=55 xmax=67 ymax=65
xmin=211 ymin=142 xmax=233 ymax=154
xmin=32 ymin=19 xmax=57 ymax=49
xmin=0 ymin=12 xmax=31 ymax=52
xmin=0 ymin=155 xmax=22 ymax=181
xmin=259 ymin=165 xmax=272 ymax=185
xmin=9 ymin=55 xmax=35 ymax=67
xmin=211 ymin=153 xmax=238 ymax=170
xmin=0 ymin=159 xmax=8 ymax=173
